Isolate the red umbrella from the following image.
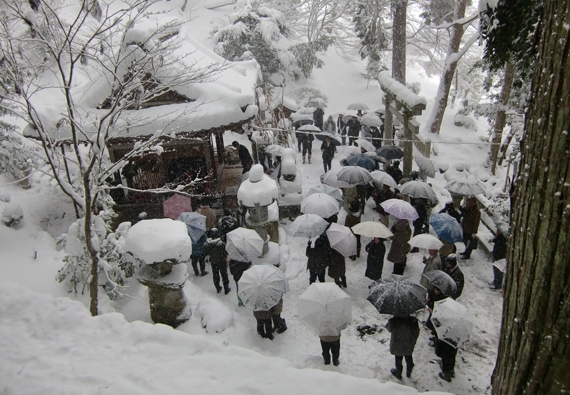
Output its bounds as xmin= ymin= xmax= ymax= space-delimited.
xmin=163 ymin=194 xmax=192 ymax=219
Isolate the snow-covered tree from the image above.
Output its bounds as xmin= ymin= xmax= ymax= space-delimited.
xmin=353 ymin=0 xmax=391 ymax=70
xmin=0 ymin=0 xmax=223 ymax=316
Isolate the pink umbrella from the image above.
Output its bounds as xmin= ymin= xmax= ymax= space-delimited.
xmin=163 ymin=194 xmax=192 ymax=219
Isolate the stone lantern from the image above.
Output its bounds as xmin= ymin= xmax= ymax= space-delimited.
xmin=237 ymin=164 xmax=279 ymax=255
xmin=124 ymin=218 xmax=192 ymax=328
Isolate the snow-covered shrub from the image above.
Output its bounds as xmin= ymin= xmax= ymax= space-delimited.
xmin=487 ymin=192 xmax=510 ymax=220
xmin=56 ymin=209 xmax=136 ymax=296
xmin=0 ymin=121 xmax=42 ymax=182
xmin=2 ymin=202 xmax=23 ymax=227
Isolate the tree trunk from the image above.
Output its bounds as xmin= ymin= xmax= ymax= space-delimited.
xmin=492 ymin=1 xmax=570 ymax=393
xmin=83 ymin=178 xmax=99 ymax=317
xmin=426 ymin=0 xmax=468 ymax=134
xmin=490 ymin=61 xmax=514 ymax=174
xmin=392 ymin=0 xmax=407 ymax=84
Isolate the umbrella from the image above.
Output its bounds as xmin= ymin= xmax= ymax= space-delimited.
xmin=177 ymin=212 xmax=206 ymax=243
xmin=301 ymin=193 xmax=340 ymax=218
xmin=445 ymin=177 xmax=486 ymax=196
xmin=298 ymin=283 xmax=352 ymax=337
xmin=162 ymin=194 xmax=192 ymax=220
xmin=264 ymin=144 xmax=285 ymax=155
xmin=322 ymin=168 xmax=352 ymax=189
xmin=337 ymin=166 xmax=373 ymax=186
xmin=429 ymin=213 xmax=463 ymax=243
xmin=376 ymin=145 xmax=404 ymax=160
xmin=315 ymin=132 xmax=342 ymax=145
xmin=413 ymin=153 xmax=436 ymax=178
xmin=287 ymin=213 xmax=330 ymax=239
xmin=421 ymin=270 xmax=457 ymax=297
xmin=347 ymin=102 xmax=370 ymax=111
xmin=367 ymin=275 xmax=427 ymax=317
xmin=359 ymin=114 xmax=382 ymax=128
xmin=363 ymin=151 xmax=388 ymax=164
xmin=355 ymin=138 xmax=376 ymax=153
xmin=307 ymin=184 xmax=344 ymax=205
xmin=351 ymin=221 xmax=393 ymax=238
xmin=226 ymin=227 xmax=264 ymax=262
xmin=408 ymin=234 xmax=444 ymax=250
xmin=305 ymin=98 xmax=327 ymax=108
xmin=370 ymin=170 xmax=397 ymax=188
xmin=341 ymin=154 xmax=376 ymax=171
xmin=291 ymin=113 xmax=315 ymax=123
xmin=380 ymin=199 xmax=419 ymax=221
xmin=432 ymin=298 xmax=473 ymax=348
xmin=399 ymin=181 xmax=439 ymax=206
xmin=326 ymin=222 xmax=357 ymax=257
xmin=238 ymin=264 xmax=289 ymax=311
xmin=297 ymin=124 xmax=321 ymax=133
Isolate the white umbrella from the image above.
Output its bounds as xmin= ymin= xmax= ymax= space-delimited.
xmin=351 ymin=221 xmax=394 ymax=238
xmin=337 ymin=166 xmax=373 ymax=186
xmin=432 ymin=298 xmax=473 ymax=348
xmin=356 ymin=138 xmax=376 ymax=153
xmin=238 ymin=264 xmax=288 ymax=311
xmin=380 ymin=199 xmax=419 ymax=221
xmin=301 ymin=193 xmax=340 ymax=218
xmin=370 ymin=170 xmax=397 ymax=188
xmin=347 ymin=102 xmax=370 ymax=111
xmin=287 ymin=213 xmax=330 ymax=239
xmin=264 ymin=144 xmax=285 ymax=155
xmin=399 ymin=181 xmax=439 ymax=206
xmin=408 ymin=234 xmax=443 ymax=250
xmin=445 ymin=177 xmax=486 ymax=196
xmin=322 ymin=168 xmax=352 ymax=189
xmin=326 ymin=222 xmax=357 ymax=257
xmin=298 ymin=283 xmax=352 ymax=337
xmin=305 ymin=98 xmax=327 ymax=108
xmin=307 ymin=184 xmax=344 ymax=205
xmin=359 ymin=113 xmax=382 ymax=128
xmin=297 ymin=124 xmax=321 ymax=132
xmin=226 ymin=227 xmax=264 ymax=262
xmin=413 ymin=153 xmax=437 ymax=178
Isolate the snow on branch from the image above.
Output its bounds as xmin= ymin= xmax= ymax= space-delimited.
xmin=377 ymin=71 xmax=427 ymax=110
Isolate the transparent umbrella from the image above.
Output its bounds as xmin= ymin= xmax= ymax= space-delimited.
xmin=305 ymin=98 xmax=328 ymax=108
xmin=413 ymin=153 xmax=437 ymax=178
xmin=347 ymin=102 xmax=370 ymax=111
xmin=432 ymin=298 xmax=473 ymax=348
xmin=367 ymin=275 xmax=427 ymax=317
xmin=177 ymin=212 xmax=206 ymax=243
xmin=351 ymin=221 xmax=393 ymax=238
xmin=307 ymin=184 xmax=344 ymax=205
xmin=408 ymin=234 xmax=444 ymax=250
xmin=322 ymin=168 xmax=352 ymax=189
xmin=297 ymin=124 xmax=321 ymax=133
xmin=337 ymin=166 xmax=373 ymax=186
xmin=287 ymin=213 xmax=330 ymax=239
xmin=356 ymin=138 xmax=376 ymax=152
xmin=380 ymin=199 xmax=419 ymax=221
xmin=421 ymin=270 xmax=457 ymax=297
xmin=238 ymin=264 xmax=289 ymax=311
xmin=445 ymin=177 xmax=486 ymax=196
xmin=301 ymin=193 xmax=340 ymax=218
xmin=359 ymin=114 xmax=382 ymax=128
xmin=399 ymin=181 xmax=439 ymax=206
xmin=370 ymin=170 xmax=397 ymax=189
xmin=298 ymin=283 xmax=352 ymax=337
xmin=226 ymin=227 xmax=264 ymax=262
xmin=326 ymin=223 xmax=357 ymax=257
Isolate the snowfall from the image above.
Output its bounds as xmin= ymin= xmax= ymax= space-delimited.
xmin=0 ymin=1 xmax=505 ymax=394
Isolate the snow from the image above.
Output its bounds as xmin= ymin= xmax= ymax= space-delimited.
xmin=237 ymin=164 xmax=279 ymax=207
xmin=0 ymin=0 xmax=510 ymax=394
xmin=124 ymin=218 xmax=192 ymax=264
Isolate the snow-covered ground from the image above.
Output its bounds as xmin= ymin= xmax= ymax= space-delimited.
xmin=0 ymin=1 xmax=505 ymax=394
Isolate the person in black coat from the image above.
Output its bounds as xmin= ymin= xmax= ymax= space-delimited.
xmin=386 ymin=161 xmax=403 ymax=184
xmin=444 ymin=254 xmax=465 ymax=299
xmin=229 ymin=258 xmax=252 ymax=306
xmin=386 ymin=315 xmax=420 ymax=379
xmin=232 ymin=141 xmax=254 ymax=174
xmin=346 ymin=116 xmax=361 ymax=146
xmin=439 ymin=201 xmax=461 ymax=223
xmin=306 ymin=234 xmax=330 ymax=284
xmin=313 ymin=107 xmax=325 ymax=130
xmin=203 ymin=229 xmax=230 ymax=294
xmin=490 ymin=227 xmax=507 ymax=289
xmin=364 ymin=237 xmax=386 ymax=281
xmin=321 ymin=137 xmax=336 ymax=173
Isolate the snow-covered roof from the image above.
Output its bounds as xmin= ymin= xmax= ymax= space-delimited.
xmin=23 ymin=3 xmax=260 ymax=141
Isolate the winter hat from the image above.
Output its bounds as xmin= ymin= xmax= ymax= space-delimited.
xmin=445 ymin=253 xmax=457 ymax=266
xmin=209 ymin=228 xmax=220 ymax=238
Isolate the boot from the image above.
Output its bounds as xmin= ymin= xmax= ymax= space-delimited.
xmin=273 ymin=315 xmax=287 ymax=333
xmin=391 ymin=368 xmax=403 ymax=380
xmin=302 ymin=155 xmax=306 ymax=164
xmin=322 ymin=352 xmax=331 ymax=365
xmin=406 ymin=363 xmax=414 ymax=378
xmin=224 ymin=286 xmax=231 ymax=295
xmin=308 ymin=154 xmax=311 ymax=164
xmin=332 ymin=356 xmax=339 ymax=366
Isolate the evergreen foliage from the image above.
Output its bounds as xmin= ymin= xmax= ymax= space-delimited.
xmin=352 ymin=0 xmax=390 ymax=64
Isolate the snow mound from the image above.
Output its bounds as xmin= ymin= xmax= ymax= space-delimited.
xmin=124 ymin=218 xmax=192 ymax=264
xmin=196 ymin=296 xmax=234 ymax=333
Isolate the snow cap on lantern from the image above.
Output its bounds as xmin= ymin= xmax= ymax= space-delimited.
xmin=237 ymin=164 xmax=278 ymax=207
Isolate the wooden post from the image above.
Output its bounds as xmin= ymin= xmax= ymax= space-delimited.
xmin=402 ymin=109 xmax=413 ymax=178
xmin=383 ymin=94 xmax=394 ymax=145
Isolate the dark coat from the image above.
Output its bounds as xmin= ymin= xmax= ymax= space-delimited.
xmin=491 ymin=233 xmax=507 ymax=261
xmin=237 ymin=144 xmax=254 ymax=171
xmin=346 ymin=119 xmax=361 ymax=137
xmin=460 ymin=204 xmax=481 ymax=235
xmin=203 ymin=237 xmax=227 ymax=266
xmin=386 ymin=316 xmax=420 ymax=356
xmin=365 ymin=239 xmax=386 ymax=280
xmin=386 ymin=166 xmax=403 ymax=184
xmin=191 ymin=233 xmax=208 ymax=257
xmin=306 ymin=234 xmax=330 ymax=273
xmin=387 ymin=219 xmax=411 ymax=263
xmin=439 ymin=205 xmax=461 ymax=223
xmin=412 ymin=202 xmax=428 ymax=233
xmin=337 ymin=116 xmax=347 ymax=136
xmin=229 ymin=259 xmax=252 ymax=283
xmin=445 ymin=265 xmax=465 ymax=299
xmin=327 ymin=249 xmax=346 ymax=279
xmin=321 ymin=139 xmax=336 ymax=161
xmin=313 ymin=108 xmax=325 ymax=130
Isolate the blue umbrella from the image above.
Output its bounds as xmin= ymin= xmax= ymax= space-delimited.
xmin=429 ymin=213 xmax=463 ymax=243
xmin=177 ymin=212 xmax=207 ymax=243
xmin=341 ymin=154 xmax=376 ymax=171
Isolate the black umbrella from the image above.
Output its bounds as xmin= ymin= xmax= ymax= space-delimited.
xmin=315 ymin=132 xmax=341 ymax=146
xmin=421 ymin=270 xmax=457 ymax=297
xmin=376 ymin=145 xmax=404 ymax=160
xmin=367 ymin=275 xmax=427 ymax=317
